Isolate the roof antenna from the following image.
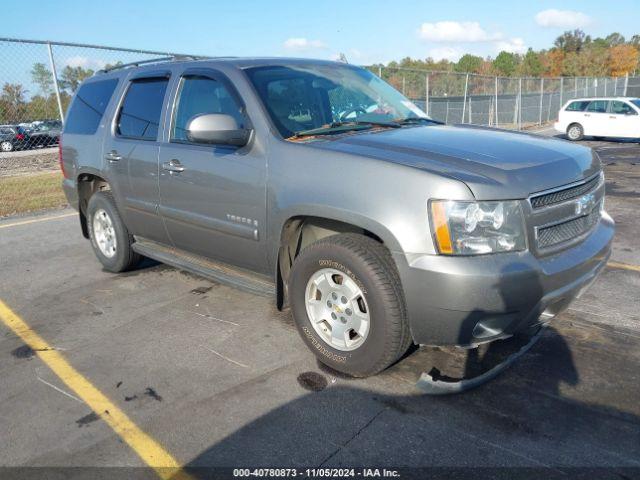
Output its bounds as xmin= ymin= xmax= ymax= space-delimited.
xmin=337 ymin=53 xmax=349 ymax=64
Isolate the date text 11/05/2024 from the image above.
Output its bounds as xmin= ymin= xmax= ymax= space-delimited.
xmin=232 ymin=468 xmax=401 ymax=477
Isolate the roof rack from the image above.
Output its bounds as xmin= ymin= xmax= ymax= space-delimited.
xmin=97 ymin=55 xmax=210 ymax=73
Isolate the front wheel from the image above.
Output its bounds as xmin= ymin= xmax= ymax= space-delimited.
xmin=289 ymin=233 xmax=412 ymax=377
xmin=87 ymin=191 xmax=140 ymax=272
xmin=566 ymin=123 xmax=584 ymax=141
xmin=1 ymin=141 xmax=13 ymax=152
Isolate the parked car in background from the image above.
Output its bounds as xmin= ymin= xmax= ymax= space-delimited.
xmin=555 ymin=97 xmax=640 ymax=141
xmin=29 ymin=121 xmax=62 ymax=147
xmin=0 ymin=125 xmax=31 ymax=152
xmin=61 ymin=58 xmax=614 ymax=377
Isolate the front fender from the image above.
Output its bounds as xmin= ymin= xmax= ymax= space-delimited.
xmin=267 ymin=146 xmax=473 ymax=262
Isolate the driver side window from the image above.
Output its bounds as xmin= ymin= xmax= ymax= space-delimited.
xmin=610 ymin=101 xmax=637 ymax=115
xmin=172 ymin=75 xmax=244 ymax=142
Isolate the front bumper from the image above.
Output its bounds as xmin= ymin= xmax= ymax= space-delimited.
xmin=393 ymin=213 xmax=614 ymax=346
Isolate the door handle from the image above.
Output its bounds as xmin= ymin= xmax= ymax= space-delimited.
xmin=105 ymin=150 xmax=122 ymax=162
xmin=162 ymin=159 xmax=185 ymax=173
xmin=584 ymin=114 xmax=591 ymax=117
xmin=609 ymin=116 xmax=616 ymax=119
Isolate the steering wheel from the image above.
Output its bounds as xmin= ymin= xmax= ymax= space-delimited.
xmin=339 ymin=106 xmax=367 ymax=122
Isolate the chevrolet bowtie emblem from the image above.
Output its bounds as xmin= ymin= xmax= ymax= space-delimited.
xmin=575 ymin=193 xmax=596 ymax=216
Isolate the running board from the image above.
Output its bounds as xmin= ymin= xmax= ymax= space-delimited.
xmin=132 ymin=238 xmax=276 ymax=297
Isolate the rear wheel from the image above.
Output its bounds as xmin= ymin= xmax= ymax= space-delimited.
xmin=87 ymin=191 xmax=140 ymax=272
xmin=567 ymin=123 xmax=584 ymax=141
xmin=289 ymin=233 xmax=412 ymax=377
xmin=1 ymin=141 xmax=13 ymax=152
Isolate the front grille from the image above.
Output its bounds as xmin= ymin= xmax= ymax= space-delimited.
xmin=537 ymin=207 xmax=600 ymax=249
xmin=530 ymin=175 xmax=600 ymax=209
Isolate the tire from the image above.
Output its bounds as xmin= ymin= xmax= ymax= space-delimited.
xmin=1 ymin=141 xmax=13 ymax=152
xmin=289 ymin=233 xmax=412 ymax=377
xmin=566 ymin=123 xmax=584 ymax=141
xmin=87 ymin=191 xmax=140 ymax=273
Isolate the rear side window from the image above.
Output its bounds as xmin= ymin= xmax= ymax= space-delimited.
xmin=64 ymin=79 xmax=118 ymax=135
xmin=565 ymin=101 xmax=589 ymax=112
xmin=585 ymin=100 xmax=609 ymax=113
xmin=116 ymin=78 xmax=169 ymax=140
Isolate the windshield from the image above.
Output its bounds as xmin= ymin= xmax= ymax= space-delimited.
xmin=244 ymin=63 xmax=428 ymax=139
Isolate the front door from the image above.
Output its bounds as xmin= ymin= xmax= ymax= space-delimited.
xmin=158 ymin=71 xmax=268 ymax=273
xmin=104 ymin=75 xmax=171 ymax=243
xmin=608 ymin=100 xmax=640 ymax=138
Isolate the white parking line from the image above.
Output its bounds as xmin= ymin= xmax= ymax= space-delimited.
xmin=0 ymin=212 xmax=75 ymax=229
xmin=530 ymin=126 xmax=557 ymax=134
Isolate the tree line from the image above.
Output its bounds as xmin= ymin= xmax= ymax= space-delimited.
xmin=377 ymin=30 xmax=639 ymax=78
xmin=0 ymin=61 xmax=121 ymax=124
xmin=1 ymin=31 xmax=639 ymax=124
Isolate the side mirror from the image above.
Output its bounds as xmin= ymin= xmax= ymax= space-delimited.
xmin=186 ymin=113 xmax=251 ymax=146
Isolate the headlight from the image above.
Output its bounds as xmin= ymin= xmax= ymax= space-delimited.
xmin=429 ymin=200 xmax=526 ymax=255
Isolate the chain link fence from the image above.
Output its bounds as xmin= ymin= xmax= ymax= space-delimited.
xmin=0 ymin=37 xmax=637 ymax=218
xmin=0 ymin=38 xmax=185 ymax=217
xmin=371 ymin=66 xmax=632 ymax=129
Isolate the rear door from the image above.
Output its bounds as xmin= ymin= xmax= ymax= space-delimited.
xmin=158 ymin=68 xmax=268 ymax=273
xmin=561 ymin=100 xmax=590 ymax=129
xmin=103 ymin=73 xmax=171 ymax=243
xmin=608 ymin=100 xmax=640 ymax=138
xmin=582 ymin=100 xmax=609 ymax=136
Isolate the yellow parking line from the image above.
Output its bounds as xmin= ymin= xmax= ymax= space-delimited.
xmin=0 ymin=298 xmax=191 ymax=480
xmin=607 ymin=261 xmax=640 ymax=273
xmin=0 ymin=212 xmax=76 ymax=229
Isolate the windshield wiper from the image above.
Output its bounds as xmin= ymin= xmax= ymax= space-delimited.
xmin=396 ymin=117 xmax=444 ymax=126
xmin=290 ymin=120 xmax=400 ymax=139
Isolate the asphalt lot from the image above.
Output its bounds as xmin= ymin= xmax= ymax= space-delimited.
xmin=1 ymin=132 xmax=639 ymax=479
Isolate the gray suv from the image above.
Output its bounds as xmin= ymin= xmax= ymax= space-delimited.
xmin=61 ymin=58 xmax=614 ymax=377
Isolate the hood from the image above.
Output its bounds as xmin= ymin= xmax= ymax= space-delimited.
xmin=310 ymin=125 xmax=600 ymax=199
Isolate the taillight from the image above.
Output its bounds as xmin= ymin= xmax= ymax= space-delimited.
xmin=58 ymin=137 xmax=67 ymax=178
xmin=16 ymin=133 xmax=25 ymax=140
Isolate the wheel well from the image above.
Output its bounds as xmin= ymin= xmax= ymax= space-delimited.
xmin=276 ymin=216 xmax=383 ymax=310
xmin=77 ymin=174 xmax=111 ymax=239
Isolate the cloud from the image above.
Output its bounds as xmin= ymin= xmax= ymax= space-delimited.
xmin=428 ymin=46 xmax=464 ymax=62
xmin=418 ymin=21 xmax=501 ymax=43
xmin=495 ymin=37 xmax=527 ymax=54
xmin=283 ymin=38 xmax=327 ymax=51
xmin=65 ymin=56 xmax=107 ymax=70
xmin=535 ymin=9 xmax=592 ymax=28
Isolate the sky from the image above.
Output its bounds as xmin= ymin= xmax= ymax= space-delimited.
xmin=3 ymin=0 xmax=640 ymax=66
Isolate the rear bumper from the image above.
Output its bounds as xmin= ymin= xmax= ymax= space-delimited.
xmin=393 ymin=213 xmax=614 ymax=346
xmin=62 ymin=178 xmax=79 ymax=211
xmin=553 ymin=122 xmax=565 ymax=133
